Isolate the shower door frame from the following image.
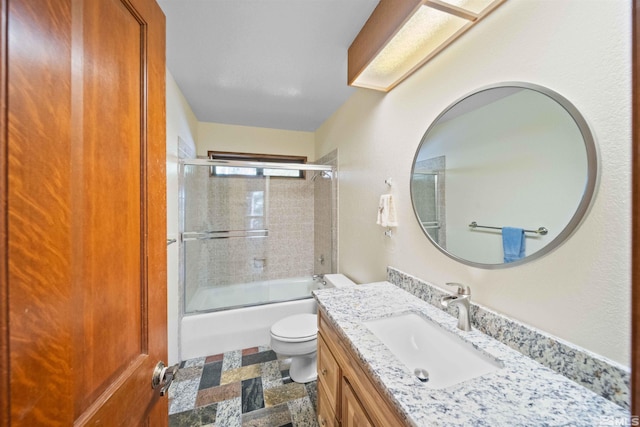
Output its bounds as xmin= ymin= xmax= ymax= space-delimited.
xmin=181 ymin=158 xmax=335 ymax=171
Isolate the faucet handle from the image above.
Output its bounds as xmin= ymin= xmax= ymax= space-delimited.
xmin=446 ymin=282 xmax=471 ymax=295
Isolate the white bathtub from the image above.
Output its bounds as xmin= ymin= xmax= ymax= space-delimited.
xmin=186 ymin=276 xmax=324 ymax=313
xmin=181 ymin=277 xmax=335 ymax=360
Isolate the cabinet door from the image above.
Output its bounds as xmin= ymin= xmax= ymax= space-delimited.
xmin=342 ymin=378 xmax=374 ymax=427
xmin=318 ymin=385 xmax=339 ymax=427
xmin=318 ymin=334 xmax=341 ymax=410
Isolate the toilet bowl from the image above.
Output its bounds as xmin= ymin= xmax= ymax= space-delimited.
xmin=270 ymin=313 xmax=318 ymax=383
xmin=270 ymin=274 xmax=357 ymax=383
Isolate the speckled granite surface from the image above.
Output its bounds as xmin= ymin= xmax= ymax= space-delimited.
xmin=387 ymin=266 xmax=631 ymax=410
xmin=313 ymin=282 xmax=630 ymax=427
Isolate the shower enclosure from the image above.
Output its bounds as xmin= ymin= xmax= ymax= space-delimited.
xmin=180 ymin=158 xmax=335 ymax=315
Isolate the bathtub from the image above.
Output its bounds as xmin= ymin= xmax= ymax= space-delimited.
xmin=185 ymin=276 xmax=325 ymax=313
xmin=181 ymin=276 xmax=337 ymax=360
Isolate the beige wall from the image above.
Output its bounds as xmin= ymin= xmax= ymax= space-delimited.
xmin=315 ymin=0 xmax=631 ymax=366
xmin=198 ymin=121 xmax=315 ymax=160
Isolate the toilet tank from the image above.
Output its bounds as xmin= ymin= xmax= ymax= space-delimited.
xmin=323 ymin=274 xmax=356 ymax=289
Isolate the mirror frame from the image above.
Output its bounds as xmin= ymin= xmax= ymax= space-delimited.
xmin=410 ymin=82 xmax=599 ymax=269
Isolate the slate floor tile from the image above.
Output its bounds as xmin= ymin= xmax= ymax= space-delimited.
xmin=205 ymin=353 xmax=224 ymax=364
xmin=242 ymin=350 xmax=278 ymax=366
xmin=199 ymin=360 xmax=223 ymax=390
xmin=220 ymin=364 xmax=262 ymax=385
xmin=169 ymin=346 xmax=318 ymax=426
xmin=169 ymin=403 xmax=217 ymax=427
xmin=241 ymin=377 xmax=265 ymax=413
xmin=263 ymin=382 xmax=307 ymax=408
xmin=196 ymin=382 xmax=241 ymax=408
xmin=242 ymin=347 xmax=259 ymax=356
xmin=241 ymin=403 xmax=292 ymax=427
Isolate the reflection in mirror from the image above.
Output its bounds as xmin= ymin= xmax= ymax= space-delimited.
xmin=410 ymin=83 xmax=597 ymax=268
xmin=413 ymin=156 xmax=446 ymax=247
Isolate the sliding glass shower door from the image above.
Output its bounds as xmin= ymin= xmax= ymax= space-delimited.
xmin=180 ymin=159 xmax=334 ymax=314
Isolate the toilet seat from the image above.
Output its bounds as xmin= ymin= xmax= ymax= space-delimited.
xmin=270 ymin=313 xmax=317 ymax=343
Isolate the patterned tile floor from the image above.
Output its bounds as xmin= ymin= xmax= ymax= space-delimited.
xmin=168 ymin=346 xmax=319 ymax=427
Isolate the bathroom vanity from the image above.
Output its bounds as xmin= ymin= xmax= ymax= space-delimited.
xmin=317 ymin=309 xmax=407 ymax=426
xmin=314 ymin=282 xmax=629 ymax=426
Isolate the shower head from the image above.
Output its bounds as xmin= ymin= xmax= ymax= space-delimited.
xmin=311 ymin=170 xmax=333 ymax=181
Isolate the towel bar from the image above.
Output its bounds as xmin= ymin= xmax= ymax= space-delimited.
xmin=182 ymin=229 xmax=269 ymax=241
xmin=469 ymin=221 xmax=548 ymax=235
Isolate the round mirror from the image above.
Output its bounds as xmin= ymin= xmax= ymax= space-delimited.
xmin=410 ymin=82 xmax=598 ymax=268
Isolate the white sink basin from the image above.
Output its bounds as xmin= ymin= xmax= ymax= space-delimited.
xmin=364 ymin=312 xmax=502 ymax=389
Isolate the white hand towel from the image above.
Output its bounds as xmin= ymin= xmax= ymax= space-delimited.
xmin=377 ymin=194 xmax=398 ymax=227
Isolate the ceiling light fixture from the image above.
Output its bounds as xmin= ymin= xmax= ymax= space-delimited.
xmin=348 ymin=0 xmax=507 ymax=92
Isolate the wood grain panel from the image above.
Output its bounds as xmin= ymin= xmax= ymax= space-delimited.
xmin=76 ymin=0 xmax=144 ymax=410
xmin=347 ymin=0 xmax=421 ymax=86
xmin=317 ymin=385 xmax=339 ymax=427
xmin=342 ymin=378 xmax=374 ymax=427
xmin=73 ymin=0 xmax=167 ymax=423
xmin=74 ymin=0 xmax=166 ymax=423
xmin=318 ymin=334 xmax=340 ymax=415
xmin=0 ymin=0 xmax=8 ymax=424
xmin=137 ymin=0 xmax=168 ymax=381
xmin=3 ymin=0 xmax=166 ymax=424
xmin=7 ymin=1 xmax=75 ymax=425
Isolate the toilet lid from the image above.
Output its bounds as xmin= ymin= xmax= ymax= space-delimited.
xmin=271 ymin=314 xmax=317 ymax=342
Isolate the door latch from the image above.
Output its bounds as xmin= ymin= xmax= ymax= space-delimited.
xmin=152 ymin=361 xmax=179 ymax=396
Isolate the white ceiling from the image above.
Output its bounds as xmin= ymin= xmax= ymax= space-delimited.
xmin=157 ymin=0 xmax=379 ymax=132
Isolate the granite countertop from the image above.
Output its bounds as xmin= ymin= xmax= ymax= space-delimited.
xmin=313 ymin=282 xmax=629 ymax=427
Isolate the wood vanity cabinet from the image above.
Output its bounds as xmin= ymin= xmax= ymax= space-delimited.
xmin=318 ymin=332 xmax=340 ymax=427
xmin=317 ymin=309 xmax=407 ymax=427
xmin=342 ymin=378 xmax=374 ymax=427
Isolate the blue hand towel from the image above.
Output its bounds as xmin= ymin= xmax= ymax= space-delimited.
xmin=502 ymin=227 xmax=525 ymax=263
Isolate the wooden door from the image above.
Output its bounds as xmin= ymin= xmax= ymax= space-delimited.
xmin=0 ymin=0 xmax=167 ymax=425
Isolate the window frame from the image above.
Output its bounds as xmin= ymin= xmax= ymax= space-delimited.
xmin=207 ymin=151 xmax=308 ymax=179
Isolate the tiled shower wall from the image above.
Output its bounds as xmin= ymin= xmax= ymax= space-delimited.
xmin=180 ymin=152 xmax=336 ymax=309
xmin=260 ymin=177 xmax=315 ymax=281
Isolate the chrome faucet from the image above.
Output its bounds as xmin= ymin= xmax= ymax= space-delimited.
xmin=312 ymin=274 xmax=326 ymax=286
xmin=440 ymin=283 xmax=472 ymax=331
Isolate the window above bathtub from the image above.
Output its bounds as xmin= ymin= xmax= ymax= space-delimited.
xmin=208 ymin=151 xmax=307 ymax=179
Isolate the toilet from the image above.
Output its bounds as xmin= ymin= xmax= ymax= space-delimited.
xmin=270 ymin=273 xmax=357 ymax=383
xmin=270 ymin=313 xmax=319 ymax=383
